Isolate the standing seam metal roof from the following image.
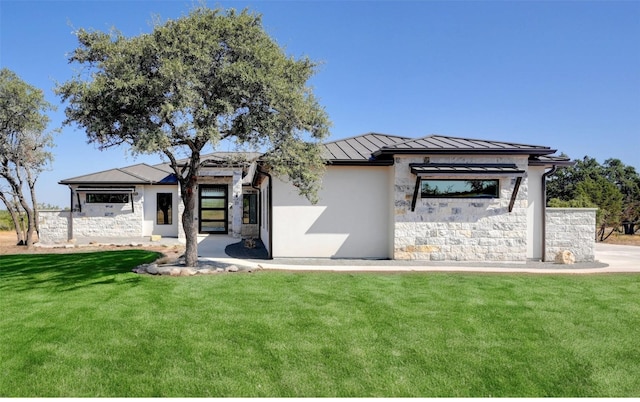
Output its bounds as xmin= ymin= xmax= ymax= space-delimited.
xmin=59 ymin=163 xmax=177 ymax=185
xmin=59 ymin=134 xmax=568 ymax=184
xmin=321 ymin=133 xmax=411 ymax=161
xmin=375 ymin=134 xmax=555 ymax=155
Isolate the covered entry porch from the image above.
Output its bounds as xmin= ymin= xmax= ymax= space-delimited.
xmin=181 ymin=157 xmax=260 ymax=241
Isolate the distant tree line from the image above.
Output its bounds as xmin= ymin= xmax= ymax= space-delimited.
xmin=547 ymin=156 xmax=640 ymax=241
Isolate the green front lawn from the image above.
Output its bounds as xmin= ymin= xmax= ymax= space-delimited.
xmin=1 ymin=251 xmax=639 ymax=397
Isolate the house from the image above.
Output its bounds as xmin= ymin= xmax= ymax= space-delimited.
xmin=39 ymin=133 xmax=596 ymax=262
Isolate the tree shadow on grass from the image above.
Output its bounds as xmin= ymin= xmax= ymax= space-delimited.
xmin=0 ymin=250 xmax=160 ymax=293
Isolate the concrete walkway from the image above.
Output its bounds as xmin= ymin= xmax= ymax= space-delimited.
xmin=196 ymin=235 xmax=640 ymax=274
xmin=38 ymin=234 xmax=638 ymax=274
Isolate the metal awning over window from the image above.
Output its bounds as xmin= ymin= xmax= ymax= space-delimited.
xmin=408 ymin=163 xmax=525 ymax=213
xmin=410 ymin=163 xmax=525 ymax=176
xmin=74 ymin=187 xmax=135 ymax=212
xmin=75 ymin=187 xmax=135 ymax=193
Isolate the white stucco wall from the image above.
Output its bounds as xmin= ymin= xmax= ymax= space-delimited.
xmin=271 ymin=165 xmax=392 ymax=258
xmin=142 ymin=185 xmax=179 ymax=237
xmin=527 ymin=166 xmax=545 ymax=260
xmin=394 ymin=155 xmax=530 ymax=262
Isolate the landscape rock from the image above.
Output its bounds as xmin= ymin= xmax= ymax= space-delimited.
xmin=554 ymin=250 xmax=576 ymax=265
xmin=179 ymin=268 xmax=197 ymax=276
xmin=157 ymin=267 xmax=173 ymax=275
xmin=132 ymin=259 xmax=250 ymax=276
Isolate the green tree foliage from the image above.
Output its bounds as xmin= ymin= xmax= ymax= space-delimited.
xmin=547 ymin=155 xmax=640 ymax=240
xmin=57 ymin=6 xmax=330 ymax=266
xmin=0 ymin=68 xmax=56 ymax=246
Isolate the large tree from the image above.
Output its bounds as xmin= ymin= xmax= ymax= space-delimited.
xmin=0 ymin=68 xmax=55 ymax=246
xmin=57 ymin=7 xmax=330 ymax=266
xmin=547 ymin=155 xmax=640 ymax=240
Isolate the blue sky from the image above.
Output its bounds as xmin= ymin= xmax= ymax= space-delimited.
xmin=1 ymin=0 xmax=639 ymax=208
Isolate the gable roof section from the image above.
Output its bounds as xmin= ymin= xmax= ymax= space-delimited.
xmin=60 ymin=152 xmax=260 ymax=185
xmin=59 ymin=163 xmax=177 ymax=185
xmin=322 ymin=132 xmax=411 ymax=164
xmin=373 ymin=134 xmax=557 ymax=157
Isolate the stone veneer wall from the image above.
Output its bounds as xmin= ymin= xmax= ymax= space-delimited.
xmin=38 ymin=187 xmax=144 ymax=243
xmin=545 ymin=208 xmax=597 ymax=262
xmin=38 ymin=210 xmax=71 ymax=243
xmin=394 ymin=155 xmax=530 ymax=262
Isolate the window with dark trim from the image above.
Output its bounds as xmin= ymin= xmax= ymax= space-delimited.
xmin=243 ymin=193 xmax=258 ymax=224
xmin=156 ymin=193 xmax=173 ymax=225
xmin=420 ymin=179 xmax=499 ymax=198
xmin=86 ymin=193 xmax=130 ymax=203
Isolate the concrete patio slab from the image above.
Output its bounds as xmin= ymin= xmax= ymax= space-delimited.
xmin=197 ymin=236 xmax=640 ymax=274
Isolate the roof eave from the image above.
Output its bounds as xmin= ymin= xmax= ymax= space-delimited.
xmin=528 ymin=159 xmax=575 ymax=167
xmin=59 ymin=180 xmax=143 ymax=185
xmin=373 ymin=148 xmax=556 ymax=157
xmin=59 ymin=178 xmax=178 ymax=186
xmin=326 ymin=159 xmax=394 ymax=166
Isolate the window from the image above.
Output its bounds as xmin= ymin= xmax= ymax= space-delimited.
xmin=86 ymin=193 xmax=129 ymax=203
xmin=156 ymin=193 xmax=172 ymax=225
xmin=243 ymin=193 xmax=258 ymax=224
xmin=421 ymin=179 xmax=499 ymax=198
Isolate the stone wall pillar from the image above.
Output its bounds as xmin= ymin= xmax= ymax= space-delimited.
xmin=231 ymin=171 xmax=243 ymax=238
xmin=38 ymin=210 xmax=70 ymax=244
xmin=545 ymin=208 xmax=597 ymax=262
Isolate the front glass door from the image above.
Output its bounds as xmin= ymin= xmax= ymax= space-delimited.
xmin=199 ymin=185 xmax=228 ymax=234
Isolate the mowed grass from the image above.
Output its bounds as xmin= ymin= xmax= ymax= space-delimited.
xmin=1 ymin=251 xmax=640 ymax=397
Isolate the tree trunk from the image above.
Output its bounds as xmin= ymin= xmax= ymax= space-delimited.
xmin=0 ymin=192 xmax=25 ymax=245
xmin=27 ymin=170 xmax=40 ymax=239
xmin=164 ymin=144 xmax=204 ymax=268
xmin=18 ymin=201 xmax=35 ymax=247
xmin=181 ymin=176 xmax=199 ymax=267
xmin=1 ymin=166 xmax=35 ymax=246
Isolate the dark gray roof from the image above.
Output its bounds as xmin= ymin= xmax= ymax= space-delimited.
xmin=59 ymin=163 xmax=176 ymax=185
xmin=60 ymin=134 xmax=568 ymax=185
xmin=373 ymin=135 xmax=556 ymax=156
xmin=60 ymin=152 xmax=261 ymax=185
xmin=322 ymin=133 xmax=411 ymax=163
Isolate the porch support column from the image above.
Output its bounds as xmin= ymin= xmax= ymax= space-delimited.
xmin=231 ymin=171 xmax=243 ymax=238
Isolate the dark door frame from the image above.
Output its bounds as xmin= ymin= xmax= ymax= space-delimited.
xmin=199 ymin=184 xmax=228 ymax=234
